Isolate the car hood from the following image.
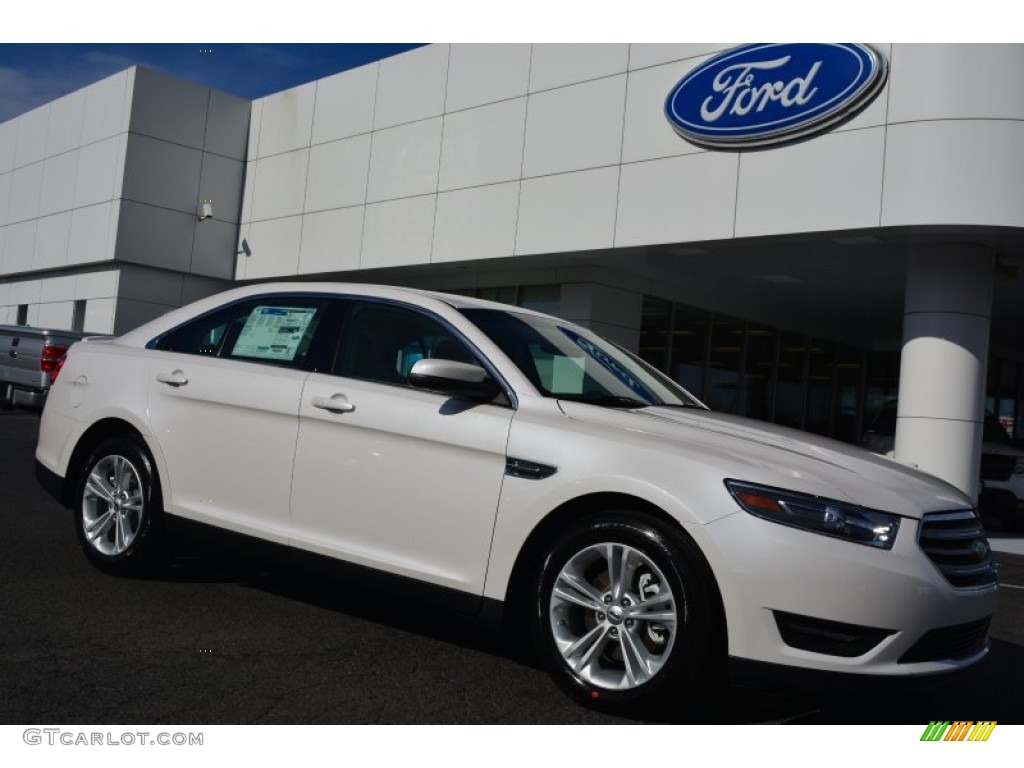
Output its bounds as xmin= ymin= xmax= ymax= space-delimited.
xmin=557 ymin=402 xmax=972 ymax=519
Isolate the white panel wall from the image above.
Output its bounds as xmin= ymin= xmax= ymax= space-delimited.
xmin=122 ymin=134 xmax=202 ymax=213
xmin=735 ymin=128 xmax=887 ymax=237
xmin=80 ymin=70 xmax=134 ymax=146
xmin=232 ymin=43 xmax=1024 ymax=280
xmin=626 ymin=44 xmax=731 ymax=71
xmin=529 ymin=44 xmax=629 ymax=92
xmin=374 ymin=45 xmax=449 ymax=130
xmin=366 ymin=118 xmax=442 ymax=202
xmin=244 ymin=217 xmax=302 ymax=279
xmin=362 ymin=196 xmax=436 ymax=268
xmin=45 ymin=90 xmax=86 ymax=157
xmin=298 ymin=207 xmax=363 ymax=274
xmin=130 ymin=68 xmax=210 ymax=149
xmin=312 ymin=64 xmax=377 ymax=144
xmin=256 ymin=82 xmax=316 ymax=158
xmin=433 ymin=183 xmax=519 ymax=263
xmin=622 ymin=58 xmax=708 ymax=164
xmin=889 ymin=44 xmax=1024 ymax=123
xmin=0 ymin=121 xmax=16 ymax=174
xmin=4 ymin=221 xmax=37 ymax=274
xmin=616 ymin=153 xmax=738 ymax=246
xmin=251 ymin=150 xmax=309 ymax=220
xmin=516 ymin=168 xmax=619 ymax=255
xmin=439 ymin=99 xmax=526 ymax=191
xmin=15 ymin=105 xmax=50 ymax=168
xmin=33 ymin=213 xmax=72 ymax=270
xmin=0 ymin=269 xmax=120 ymax=334
xmin=123 ymin=68 xmax=249 ymax=282
xmin=39 ymin=152 xmax=77 ymax=216
xmin=73 ymin=137 xmax=121 ymax=208
xmin=882 ymin=120 xmax=1024 ymax=228
xmin=522 ymin=76 xmax=626 ymax=177
xmin=447 ymin=44 xmax=531 ymax=112
xmin=306 ymin=135 xmax=371 ymax=212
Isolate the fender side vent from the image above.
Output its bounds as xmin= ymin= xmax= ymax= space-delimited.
xmin=505 ymin=458 xmax=557 ymax=480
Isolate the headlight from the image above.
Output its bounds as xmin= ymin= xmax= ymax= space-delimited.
xmin=724 ymin=480 xmax=900 ymax=549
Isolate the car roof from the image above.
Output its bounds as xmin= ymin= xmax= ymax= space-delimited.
xmin=114 ymin=282 xmax=555 ymax=346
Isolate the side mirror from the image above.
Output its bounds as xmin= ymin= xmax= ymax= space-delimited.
xmin=409 ymin=358 xmax=501 ymax=402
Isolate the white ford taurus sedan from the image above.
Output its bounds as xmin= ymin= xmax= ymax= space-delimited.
xmin=36 ymin=283 xmax=997 ymax=712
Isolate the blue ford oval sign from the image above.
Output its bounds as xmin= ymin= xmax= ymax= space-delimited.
xmin=665 ymin=44 xmax=887 ymax=149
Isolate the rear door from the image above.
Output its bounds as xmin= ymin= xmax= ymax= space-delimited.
xmin=147 ymin=295 xmax=335 ymax=542
xmin=289 ymin=299 xmax=513 ymax=594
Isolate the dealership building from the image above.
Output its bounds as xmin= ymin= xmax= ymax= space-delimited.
xmin=1 ymin=43 xmax=1023 ymax=500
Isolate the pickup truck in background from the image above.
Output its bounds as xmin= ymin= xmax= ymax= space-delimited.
xmin=0 ymin=325 xmax=92 ymax=410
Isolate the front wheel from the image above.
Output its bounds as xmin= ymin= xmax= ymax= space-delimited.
xmin=531 ymin=512 xmax=721 ymax=713
xmin=74 ymin=435 xmax=166 ymax=576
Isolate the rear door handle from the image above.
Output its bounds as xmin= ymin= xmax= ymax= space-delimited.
xmin=312 ymin=395 xmax=355 ymax=413
xmin=156 ymin=370 xmax=188 ymax=387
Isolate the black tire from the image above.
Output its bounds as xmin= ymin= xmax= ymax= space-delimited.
xmin=530 ymin=511 xmax=721 ymax=714
xmin=73 ymin=435 xmax=166 ymax=576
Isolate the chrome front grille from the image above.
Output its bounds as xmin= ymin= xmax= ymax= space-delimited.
xmin=918 ymin=510 xmax=998 ymax=589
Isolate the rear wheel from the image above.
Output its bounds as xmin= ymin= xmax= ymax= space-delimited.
xmin=530 ymin=512 xmax=721 ymax=714
xmin=74 ymin=435 xmax=166 ymax=576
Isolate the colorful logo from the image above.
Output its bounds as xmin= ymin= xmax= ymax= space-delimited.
xmin=665 ymin=43 xmax=887 ymax=149
xmin=920 ymin=721 xmax=997 ymax=741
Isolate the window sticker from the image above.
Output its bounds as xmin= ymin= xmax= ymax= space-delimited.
xmin=231 ymin=306 xmax=317 ymax=362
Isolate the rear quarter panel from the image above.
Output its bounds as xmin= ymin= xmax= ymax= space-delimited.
xmin=36 ymin=340 xmax=158 ymax=483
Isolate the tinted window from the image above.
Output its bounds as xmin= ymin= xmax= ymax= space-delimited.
xmin=155 ymin=297 xmax=328 ymax=370
xmin=336 ymin=302 xmax=476 ymax=386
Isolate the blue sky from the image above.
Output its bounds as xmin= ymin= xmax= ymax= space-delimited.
xmin=0 ymin=44 xmax=424 ymax=123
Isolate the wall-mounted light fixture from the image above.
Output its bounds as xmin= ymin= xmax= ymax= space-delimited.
xmin=197 ymin=201 xmax=213 ymax=221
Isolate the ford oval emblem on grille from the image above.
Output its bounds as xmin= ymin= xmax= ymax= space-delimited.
xmin=665 ymin=43 xmax=887 ymax=149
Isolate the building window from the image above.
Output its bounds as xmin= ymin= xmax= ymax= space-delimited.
xmin=72 ymin=300 xmax=87 ymax=332
xmin=16 ymin=304 xmax=28 ymax=326
xmin=641 ymin=294 xmax=879 ymax=445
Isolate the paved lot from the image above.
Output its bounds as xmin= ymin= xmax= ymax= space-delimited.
xmin=2 ymin=410 xmax=1022 ymax=724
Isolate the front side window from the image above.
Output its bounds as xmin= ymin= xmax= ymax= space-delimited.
xmin=336 ymin=302 xmax=477 ymax=386
xmin=461 ymin=308 xmax=701 ymax=408
xmin=154 ymin=296 xmax=328 ymax=370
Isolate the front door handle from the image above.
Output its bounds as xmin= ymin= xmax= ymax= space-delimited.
xmin=312 ymin=395 xmax=355 ymax=413
xmin=156 ymin=370 xmax=188 ymax=387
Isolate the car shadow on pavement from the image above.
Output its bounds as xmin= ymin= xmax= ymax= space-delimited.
xmin=149 ymin=547 xmax=1024 ymax=724
xmin=157 ymin=546 xmax=523 ymax=662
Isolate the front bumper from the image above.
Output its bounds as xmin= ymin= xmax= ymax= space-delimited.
xmin=698 ymin=510 xmax=998 ymax=676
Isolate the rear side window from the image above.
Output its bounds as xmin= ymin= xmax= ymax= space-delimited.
xmin=154 ymin=297 xmax=329 ymax=370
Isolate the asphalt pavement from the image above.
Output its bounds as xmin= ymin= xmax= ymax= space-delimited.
xmin=2 ymin=410 xmax=1022 ymax=724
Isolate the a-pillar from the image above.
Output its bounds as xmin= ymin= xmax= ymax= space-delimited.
xmin=894 ymin=244 xmax=994 ymax=501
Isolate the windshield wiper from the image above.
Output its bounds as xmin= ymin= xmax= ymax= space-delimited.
xmin=557 ymin=394 xmax=652 ymax=409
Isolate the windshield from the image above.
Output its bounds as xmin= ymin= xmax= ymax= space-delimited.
xmin=461 ymin=308 xmax=703 ymax=409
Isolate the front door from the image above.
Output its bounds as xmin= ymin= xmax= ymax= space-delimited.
xmin=290 ymin=300 xmax=513 ymax=594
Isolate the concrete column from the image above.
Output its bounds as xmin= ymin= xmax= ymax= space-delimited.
xmin=894 ymin=244 xmax=994 ymax=501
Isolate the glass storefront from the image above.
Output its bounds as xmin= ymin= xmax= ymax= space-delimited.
xmin=641 ymin=294 xmax=1024 ymax=445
